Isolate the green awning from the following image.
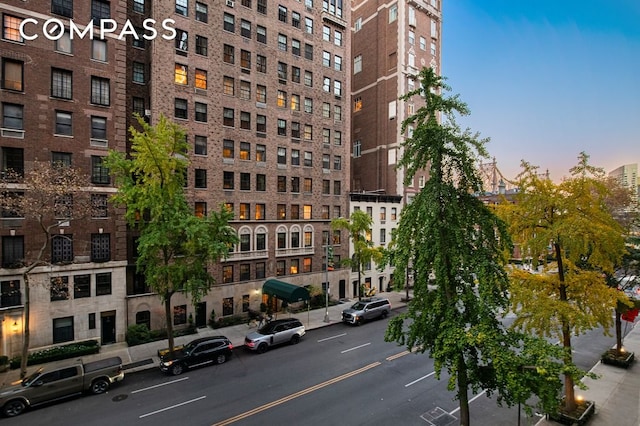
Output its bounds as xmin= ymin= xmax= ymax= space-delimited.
xmin=263 ymin=279 xmax=310 ymax=303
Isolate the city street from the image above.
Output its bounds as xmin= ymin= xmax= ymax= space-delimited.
xmin=0 ymin=309 xmax=623 ymax=426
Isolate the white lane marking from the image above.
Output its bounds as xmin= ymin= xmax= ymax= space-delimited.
xmin=139 ymin=395 xmax=206 ymax=418
xmin=318 ymin=333 xmax=347 ymax=343
xmin=341 ymin=342 xmax=371 ymax=353
xmin=405 ymin=371 xmax=435 ymax=387
xmin=449 ymin=390 xmax=486 ymax=415
xmin=131 ymin=377 xmax=190 ymax=394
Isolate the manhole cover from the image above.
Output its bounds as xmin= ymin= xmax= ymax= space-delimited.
xmin=112 ymin=394 xmax=128 ymax=402
xmin=420 ymin=407 xmax=457 ymax=426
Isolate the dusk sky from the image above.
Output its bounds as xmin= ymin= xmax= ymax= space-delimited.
xmin=441 ymin=0 xmax=640 ymax=182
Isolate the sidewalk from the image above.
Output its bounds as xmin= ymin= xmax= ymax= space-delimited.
xmin=0 ymin=290 xmax=409 ymax=384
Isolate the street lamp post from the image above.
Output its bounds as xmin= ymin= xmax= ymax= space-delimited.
xmin=323 ymin=236 xmax=332 ymax=323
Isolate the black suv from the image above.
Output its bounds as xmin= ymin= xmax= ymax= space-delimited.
xmin=159 ymin=336 xmax=233 ymax=375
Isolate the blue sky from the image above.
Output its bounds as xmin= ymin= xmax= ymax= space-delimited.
xmin=442 ymin=0 xmax=640 ymax=181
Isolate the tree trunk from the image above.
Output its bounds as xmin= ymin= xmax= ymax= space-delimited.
xmin=20 ymin=272 xmax=30 ymax=379
xmin=164 ymin=293 xmax=175 ymax=357
xmin=457 ymin=353 xmax=470 ymax=426
xmin=615 ymin=309 xmax=623 ymax=352
xmin=555 ymin=242 xmax=576 ymax=412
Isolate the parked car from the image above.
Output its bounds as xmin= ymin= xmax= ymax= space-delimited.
xmin=244 ymin=318 xmax=306 ymax=354
xmin=0 ymin=356 xmax=124 ymax=417
xmin=159 ymin=336 xmax=233 ymax=376
xmin=341 ymin=297 xmax=391 ymax=325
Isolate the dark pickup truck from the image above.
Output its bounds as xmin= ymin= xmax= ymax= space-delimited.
xmin=0 ymin=356 xmax=125 ymax=417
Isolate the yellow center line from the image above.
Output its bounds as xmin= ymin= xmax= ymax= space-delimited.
xmin=211 ymin=362 xmax=381 ymax=426
xmin=386 ymin=350 xmax=410 ymax=361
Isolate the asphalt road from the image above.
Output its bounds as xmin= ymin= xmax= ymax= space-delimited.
xmin=1 ymin=310 xmax=622 ymax=426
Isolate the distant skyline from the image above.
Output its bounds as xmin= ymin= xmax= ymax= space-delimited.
xmin=442 ymin=0 xmax=640 ymax=182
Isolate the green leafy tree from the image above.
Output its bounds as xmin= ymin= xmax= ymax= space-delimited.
xmin=105 ymin=114 xmax=238 ymax=354
xmin=0 ymin=162 xmax=90 ymax=378
xmin=331 ymin=210 xmax=382 ymax=300
xmin=499 ymin=153 xmax=627 ymax=413
xmin=384 ymin=67 xmax=565 ymax=425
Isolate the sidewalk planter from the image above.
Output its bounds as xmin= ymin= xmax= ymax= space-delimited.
xmin=547 ymin=400 xmax=595 ymax=425
xmin=601 ymin=349 xmax=635 ymax=368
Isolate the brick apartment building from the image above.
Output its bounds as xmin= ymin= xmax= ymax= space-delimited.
xmin=1 ymin=0 xmax=352 ymax=356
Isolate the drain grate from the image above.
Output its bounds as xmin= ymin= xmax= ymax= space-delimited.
xmin=420 ymin=407 xmax=458 ymax=426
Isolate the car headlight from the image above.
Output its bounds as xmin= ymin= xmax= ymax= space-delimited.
xmin=161 ymin=361 xmax=173 ymax=367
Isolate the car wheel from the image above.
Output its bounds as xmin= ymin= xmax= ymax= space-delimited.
xmin=215 ymin=353 xmax=227 ymax=364
xmin=256 ymin=343 xmax=268 ymax=354
xmin=3 ymin=400 xmax=26 ymax=417
xmin=290 ymin=334 xmax=300 ymax=345
xmin=381 ymin=310 xmax=388 ymax=319
xmin=90 ymin=378 xmax=110 ymax=395
xmin=356 ymin=318 xmax=363 ymax=326
xmin=171 ymin=363 xmax=184 ymax=375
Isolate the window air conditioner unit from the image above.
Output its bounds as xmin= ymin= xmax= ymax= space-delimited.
xmin=144 ymin=109 xmax=151 ymax=116
xmin=226 ymin=0 xmax=235 ymax=7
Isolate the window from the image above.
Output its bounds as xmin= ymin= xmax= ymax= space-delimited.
xmin=222 ymin=139 xmax=235 ymax=158
xmin=240 ymin=142 xmax=250 ymax=160
xmin=334 ymin=155 xmax=342 ymax=170
xmin=303 ymin=206 xmax=312 ymax=220
xmin=175 ymin=29 xmax=188 ymax=52
xmin=91 ymin=0 xmax=110 ymax=20
xmin=304 ymin=124 xmax=313 ymax=141
xmin=278 ymin=34 xmax=287 ymax=51
xmin=257 ymin=25 xmax=267 ymax=43
xmin=292 ymin=39 xmax=301 ymax=56
xmin=256 ymin=114 xmax=266 ymax=133
xmin=241 ymin=19 xmax=251 ymax=38
xmin=256 ymin=144 xmax=266 ymax=162
xmin=277 ymin=232 xmax=286 ymax=249
xmin=223 ymin=108 xmax=234 ymax=126
xmin=256 ymin=262 xmax=265 ymax=279
xmin=223 ymin=171 xmax=234 ymax=189
xmin=277 ymin=119 xmax=287 ymax=136
xmin=277 ymin=175 xmax=286 ymax=192
xmin=292 ymin=66 xmax=301 ymax=83
xmin=277 ymin=147 xmax=286 ymax=164
xmin=291 ymin=149 xmax=300 ymax=165
xmin=354 ymin=96 xmax=362 ymax=112
xmin=291 ymin=177 xmax=300 ymax=193
xmin=256 ymin=55 xmax=267 ymax=73
xmin=304 ymin=152 xmax=313 ymax=167
xmin=321 ymin=205 xmax=330 ymax=219
xmin=132 ymin=27 xmax=145 ymax=48
xmin=175 ymin=0 xmax=188 ymax=16
xmin=334 ymin=80 xmax=342 ymax=97
xmin=257 ymin=0 xmax=267 ymax=14
xmin=56 ymin=31 xmax=73 ymax=54
xmin=380 ymin=207 xmax=387 ymax=221
xmin=195 ymin=169 xmax=207 ymax=188
xmin=304 ymin=71 xmax=313 ymax=87
xmin=1 ymin=147 xmax=24 ymax=177
xmin=223 ymin=76 xmax=234 ymax=95
xmin=389 ymin=4 xmax=398 ymax=22
xmin=291 ymin=122 xmax=300 ymax=139
xmin=1 ymin=280 xmax=21 ymax=308
xmin=133 ymin=0 xmax=145 ymax=13
xmin=51 ymin=68 xmax=72 ymax=99
xmin=53 ymin=194 xmax=73 ymax=219
xmin=195 ymin=202 xmax=207 ymax=217
xmin=2 ymin=236 xmax=24 ymax=268
xmin=277 ymin=62 xmax=287 ymax=80
xmin=239 ymin=80 xmax=250 ymax=100
xmin=278 ymin=5 xmax=287 ymax=22
xmin=195 ymin=135 xmax=207 ymax=155
xmin=391 ymin=207 xmax=397 ymax=220
xmin=55 ymin=111 xmax=72 ymax=136
xmin=277 ymin=204 xmax=286 ymax=220
xmin=334 ymin=55 xmax=342 ymax=71
xmin=322 ymin=51 xmax=331 ymax=67
xmin=276 ymin=260 xmax=285 ymax=276
xmin=95 ymin=272 xmax=112 ymax=295
xmin=304 ymin=43 xmax=313 ymax=60
xmin=223 ymin=13 xmax=235 ymax=33
xmin=52 ymin=0 xmax=73 ymax=17
xmin=305 ymin=17 xmax=313 ymax=34
xmin=239 ymin=203 xmax=250 ymax=220
xmin=256 ymin=231 xmax=266 ymax=251
xmin=188 ymin=3 xmax=206 ymax=20
xmin=277 ymin=90 xmax=287 ymax=108
xmin=292 ymin=11 xmax=301 ymax=28
xmin=91 ymin=156 xmax=110 ymax=184
xmin=255 ymin=204 xmax=265 ymax=220
xmin=334 ymin=30 xmax=342 ymax=46
xmin=174 ymin=304 xmax=187 ymax=325
xmin=290 ymin=259 xmax=299 ymax=275
xmin=323 ymin=25 xmax=330 ymax=41
xmin=240 ymin=172 xmax=250 ymax=190
xmin=223 ymin=44 xmax=235 ymax=64
xmin=240 ymin=264 xmax=250 ymax=281
xmin=52 ymin=152 xmax=72 ymax=168
xmin=91 ymin=77 xmax=110 ymax=106
xmin=53 ymin=317 xmax=74 ymax=344
xmin=322 ymin=103 xmax=331 ymax=118
xmin=91 ymin=234 xmax=111 ymax=262
xmin=323 ymin=77 xmax=330 ymax=92
xmin=303 ymin=178 xmax=312 ymax=193
xmin=322 ymin=154 xmax=330 ymax=169
xmin=409 ymin=30 xmax=415 ymax=46
xmin=132 ymin=62 xmax=145 ymax=84
xmin=223 ymin=266 xmax=233 ymax=284
xmin=2 ymin=59 xmax=23 ymax=91
xmin=91 ymin=194 xmax=108 ymax=218
xmin=291 ymin=204 xmax=300 ymax=219
xmin=175 ymin=98 xmax=188 ymax=119
xmin=334 ymin=180 xmax=341 ymax=195
xmin=2 ymin=15 xmax=23 ymax=42
xmin=256 ymin=174 xmax=266 ymax=191
xmin=52 ymin=235 xmax=73 ymax=264
xmin=304 ymin=98 xmax=313 ymax=113
xmin=195 ymin=69 xmax=207 ymax=89
xmin=240 ymin=50 xmax=251 ymax=69
xmin=91 ymin=116 xmax=107 ymax=140
xmin=303 ymin=257 xmax=312 ymax=273
xmin=354 ymin=55 xmax=362 ymax=74
xmin=322 ymin=179 xmax=330 ymax=194
xmin=334 ymin=105 xmax=342 ymax=121
xmin=195 ymin=35 xmax=208 ymax=56
xmin=195 ymin=102 xmax=207 ymax=122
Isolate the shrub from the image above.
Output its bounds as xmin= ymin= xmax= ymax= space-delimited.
xmin=213 ymin=315 xmax=245 ymax=329
xmin=10 ymin=340 xmax=100 ymax=369
xmin=126 ymin=324 xmax=152 ymax=346
xmin=208 ymin=308 xmax=216 ymax=328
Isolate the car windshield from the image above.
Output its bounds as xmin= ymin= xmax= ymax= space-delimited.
xmin=258 ymin=323 xmax=275 ymax=334
xmin=351 ymin=302 xmax=366 ymax=310
xmin=182 ymin=341 xmax=198 ymax=354
xmin=22 ymin=368 xmax=43 ymax=386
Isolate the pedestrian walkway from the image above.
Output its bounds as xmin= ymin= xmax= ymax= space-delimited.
xmin=0 ymin=290 xmax=409 ymax=384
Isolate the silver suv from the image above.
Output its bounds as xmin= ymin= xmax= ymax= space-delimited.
xmin=244 ymin=318 xmax=306 ymax=354
xmin=342 ymin=297 xmax=391 ymax=325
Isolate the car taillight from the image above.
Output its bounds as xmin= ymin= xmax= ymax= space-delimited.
xmin=229 ymin=343 xmax=234 ymax=350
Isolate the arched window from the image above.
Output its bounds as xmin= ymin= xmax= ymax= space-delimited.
xmin=238 ymin=226 xmax=252 ymax=252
